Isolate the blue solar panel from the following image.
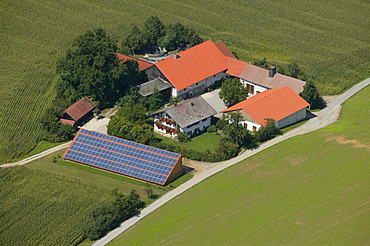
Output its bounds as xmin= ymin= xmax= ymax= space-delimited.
xmin=63 ymin=129 xmax=181 ymax=185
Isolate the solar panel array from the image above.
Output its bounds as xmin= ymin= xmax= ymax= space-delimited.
xmin=63 ymin=128 xmax=181 ymax=185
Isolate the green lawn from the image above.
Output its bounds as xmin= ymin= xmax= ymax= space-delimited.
xmin=1 ymin=0 xmax=369 ymax=163
xmin=0 ymin=148 xmax=192 ymax=245
xmin=155 ymin=132 xmax=222 ymax=153
xmin=109 ymin=86 xmax=369 ymax=245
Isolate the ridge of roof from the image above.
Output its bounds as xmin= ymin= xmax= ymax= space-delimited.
xmin=116 ymin=53 xmax=154 ymax=71
xmin=155 ymin=40 xmax=228 ymax=91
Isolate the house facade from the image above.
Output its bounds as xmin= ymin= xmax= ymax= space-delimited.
xmin=221 ymin=87 xmax=309 ymax=131
xmin=152 ymin=96 xmax=217 ymax=138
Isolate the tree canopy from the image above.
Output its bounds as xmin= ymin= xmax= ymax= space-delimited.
xmin=299 ymin=80 xmax=321 ymax=109
xmin=219 ymin=77 xmax=249 ymax=105
xmin=255 ymin=118 xmax=282 ymax=142
xmin=57 ymin=28 xmax=140 ymax=106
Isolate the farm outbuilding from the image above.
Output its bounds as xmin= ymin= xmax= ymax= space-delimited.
xmin=60 ymin=97 xmax=96 ymax=127
xmin=222 ymin=86 xmax=309 ymax=131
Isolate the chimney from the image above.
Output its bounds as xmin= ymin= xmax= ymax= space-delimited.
xmin=174 ymin=53 xmax=180 ymax=59
xmin=268 ymin=66 xmax=276 ymax=77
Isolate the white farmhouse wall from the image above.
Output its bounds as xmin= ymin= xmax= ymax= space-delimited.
xmin=181 ymin=117 xmax=212 ymax=135
xmin=238 ymin=120 xmax=261 ymax=131
xmin=173 ymin=72 xmax=227 ymax=99
xmin=240 ymin=79 xmax=269 ymax=96
xmin=276 ymin=108 xmax=307 ymax=128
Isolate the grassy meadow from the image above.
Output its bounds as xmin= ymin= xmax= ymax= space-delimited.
xmin=0 ymin=149 xmax=192 ymax=245
xmin=109 ymin=86 xmax=370 ymax=245
xmin=1 ymin=0 xmax=369 ymax=162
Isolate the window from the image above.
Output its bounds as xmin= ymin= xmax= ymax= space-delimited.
xmin=244 ymin=123 xmax=248 ymax=128
xmin=252 ymin=126 xmax=257 ymax=131
xmin=196 ymin=83 xmax=198 ymax=86
xmin=184 ymin=88 xmax=187 ymax=91
xmin=202 ymin=118 xmax=208 ymax=122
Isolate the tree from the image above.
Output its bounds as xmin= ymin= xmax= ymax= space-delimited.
xmin=219 ymin=77 xmax=249 ymax=105
xmin=122 ymin=25 xmax=145 ymax=55
xmin=223 ymin=113 xmax=256 ymax=148
xmin=145 ymin=89 xmax=164 ymax=112
xmin=299 ymin=80 xmax=321 ymax=109
xmin=116 ymin=104 xmax=147 ymax=124
xmin=286 ymin=61 xmax=305 ymax=80
xmin=143 ymin=16 xmax=165 ymax=47
xmin=253 ymin=58 xmax=269 ymax=68
xmin=168 ymin=96 xmax=183 ymax=106
xmin=56 ymin=28 xmax=138 ymax=106
xmin=117 ymin=87 xmax=141 ymax=107
xmin=254 ymin=118 xmax=282 ymax=142
xmin=144 ymin=186 xmax=154 ymax=198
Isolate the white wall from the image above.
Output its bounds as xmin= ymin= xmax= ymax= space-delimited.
xmin=240 ymin=79 xmax=269 ymax=96
xmin=238 ymin=120 xmax=261 ymax=131
xmin=173 ymin=72 xmax=227 ymax=98
xmin=181 ymin=117 xmax=212 ymax=135
xmin=276 ymin=108 xmax=307 ymax=128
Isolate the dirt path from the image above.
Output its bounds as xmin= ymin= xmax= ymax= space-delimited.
xmin=93 ymin=78 xmax=369 ymax=246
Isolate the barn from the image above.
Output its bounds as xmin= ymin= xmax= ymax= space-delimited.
xmin=222 ymin=86 xmax=309 ymax=131
xmin=63 ymin=129 xmax=183 ymax=185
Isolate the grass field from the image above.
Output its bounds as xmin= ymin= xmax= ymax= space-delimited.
xmin=109 ymin=86 xmax=369 ymax=245
xmin=155 ymin=132 xmax=222 ymax=153
xmin=0 ymin=148 xmax=192 ymax=245
xmin=1 ymin=1 xmax=369 ymax=162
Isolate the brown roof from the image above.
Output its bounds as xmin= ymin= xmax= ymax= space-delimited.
xmin=222 ymin=87 xmax=309 ymax=125
xmin=152 ymin=96 xmax=217 ymax=128
xmin=60 ymin=119 xmax=75 ymax=126
xmin=116 ymin=53 xmax=154 ymax=71
xmin=214 ymin=40 xmax=237 ymax=59
xmin=238 ymin=64 xmax=306 ymax=94
xmin=65 ymin=97 xmax=96 ymax=121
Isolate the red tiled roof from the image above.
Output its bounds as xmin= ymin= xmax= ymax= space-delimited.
xmin=60 ymin=119 xmax=75 ymax=126
xmin=225 ymin=57 xmax=249 ymax=77
xmin=65 ymin=97 xmax=96 ymax=121
xmin=156 ymin=40 xmax=228 ymax=91
xmin=214 ymin=40 xmax=236 ymax=59
xmin=116 ymin=53 xmax=153 ymax=71
xmin=237 ymin=64 xmax=306 ymax=94
xmin=222 ymin=86 xmax=309 ymax=125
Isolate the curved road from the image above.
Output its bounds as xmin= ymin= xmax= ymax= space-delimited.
xmin=93 ymin=78 xmax=369 ymax=246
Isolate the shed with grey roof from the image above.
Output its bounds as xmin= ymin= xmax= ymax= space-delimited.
xmin=137 ymin=77 xmax=173 ymax=97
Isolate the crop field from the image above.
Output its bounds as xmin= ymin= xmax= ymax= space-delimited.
xmin=0 ymin=150 xmax=171 ymax=246
xmin=1 ymin=0 xmax=369 ymax=163
xmin=109 ymin=86 xmax=370 ymax=245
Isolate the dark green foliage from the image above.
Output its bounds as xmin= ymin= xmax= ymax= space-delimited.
xmin=176 ymin=132 xmax=189 ymax=142
xmin=215 ymin=140 xmax=240 ymax=159
xmin=300 ymin=80 xmax=322 ymax=109
xmin=83 ymin=189 xmax=143 ymax=240
xmin=207 ymin=125 xmax=217 ymax=133
xmin=255 ymin=118 xmax=282 ymax=142
xmin=57 ymin=28 xmax=138 ymax=106
xmin=159 ymin=23 xmax=203 ymax=50
xmin=223 ymin=114 xmax=256 ymax=148
xmin=121 ymin=17 xmax=203 ymax=54
xmin=253 ymin=58 xmax=269 ymax=68
xmin=143 ymin=16 xmax=165 ymax=47
xmin=116 ymin=105 xmax=148 ymax=124
xmin=145 ymin=89 xmax=165 ymax=112
xmin=117 ymin=87 xmax=141 ymax=107
xmin=219 ymin=78 xmax=249 ymax=105
xmin=168 ymin=96 xmax=183 ymax=106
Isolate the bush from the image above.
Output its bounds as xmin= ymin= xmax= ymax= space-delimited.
xmin=255 ymin=118 xmax=282 ymax=142
xmin=207 ymin=125 xmax=217 ymax=133
xmin=176 ymin=132 xmax=188 ymax=142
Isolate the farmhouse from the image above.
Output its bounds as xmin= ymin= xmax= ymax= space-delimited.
xmin=63 ymin=128 xmax=183 ymax=185
xmin=154 ymin=40 xmax=229 ymax=99
xmin=152 ymin=96 xmax=217 ymax=137
xmin=222 ymin=86 xmax=309 ymax=131
xmin=137 ymin=40 xmax=305 ymax=100
xmin=60 ymin=97 xmax=97 ymax=127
